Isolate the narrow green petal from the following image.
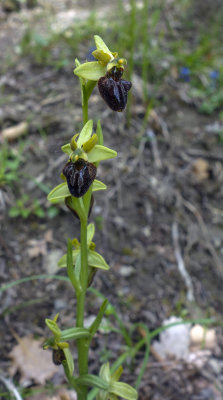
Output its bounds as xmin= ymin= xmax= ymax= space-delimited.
xmin=87 ymin=223 xmax=95 ymax=246
xmin=61 ymin=143 xmax=72 ymax=155
xmin=74 ymin=61 xmax=106 ymax=81
xmin=94 ymin=35 xmax=113 ymax=59
xmin=87 ymin=145 xmax=117 ymax=163
xmin=88 ymin=250 xmax=110 ymax=270
xmin=47 ymin=183 xmax=70 ymax=203
xmin=77 ymin=120 xmax=93 ymax=147
xmin=92 ymin=179 xmax=107 ymax=192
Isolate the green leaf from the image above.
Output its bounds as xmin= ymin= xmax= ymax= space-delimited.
xmin=87 ymin=223 xmax=95 ymax=246
xmin=61 ymin=143 xmax=72 ymax=155
xmin=89 ymin=299 xmax=108 ymax=337
xmin=77 ymin=120 xmax=93 ymax=147
xmin=94 ymin=35 xmax=113 ymax=59
xmin=47 ymin=183 xmax=70 ymax=203
xmin=61 ymin=327 xmax=90 ymax=341
xmin=63 ymin=347 xmax=74 ymax=377
xmin=74 ymin=61 xmax=106 ymax=81
xmin=92 ymin=180 xmax=107 ymax=192
xmin=87 ymin=145 xmax=117 ymax=163
xmin=88 ymin=250 xmax=110 ymax=270
xmin=75 ymin=374 xmax=109 ymax=391
xmin=67 ymin=238 xmax=82 ymax=295
xmin=109 ymin=382 xmax=138 ymax=400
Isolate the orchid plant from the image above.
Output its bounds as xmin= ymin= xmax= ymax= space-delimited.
xmin=44 ymin=35 xmax=136 ymax=400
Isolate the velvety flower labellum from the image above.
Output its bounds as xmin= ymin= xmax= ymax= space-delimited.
xmin=63 ymin=159 xmax=97 ymax=198
xmin=52 ymin=349 xmax=65 ymax=365
xmin=98 ymin=68 xmax=132 ymax=112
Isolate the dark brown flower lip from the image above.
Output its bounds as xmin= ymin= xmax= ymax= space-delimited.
xmin=98 ymin=74 xmax=132 ymax=112
xmin=63 ymin=159 xmax=97 ymax=198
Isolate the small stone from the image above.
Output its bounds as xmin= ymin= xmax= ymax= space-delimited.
xmin=43 ymin=249 xmax=63 ymax=274
xmin=119 ymin=265 xmax=135 ymax=277
xmin=190 ymin=324 xmax=216 ymax=349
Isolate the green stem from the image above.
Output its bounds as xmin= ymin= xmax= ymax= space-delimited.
xmin=82 ymin=86 xmax=89 ymax=125
xmin=76 ymin=218 xmax=89 ymax=400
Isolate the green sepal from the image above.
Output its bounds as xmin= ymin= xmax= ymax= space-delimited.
xmin=77 ymin=120 xmax=93 ymax=147
xmin=58 ymin=250 xmax=79 ymax=268
xmin=67 ymin=239 xmax=82 ymax=295
xmin=92 ymin=49 xmax=112 ymax=65
xmin=87 ymin=223 xmax=95 ymax=246
xmin=63 ymin=347 xmax=74 ymax=377
xmin=61 ymin=143 xmax=72 ymax=155
xmin=94 ymin=35 xmax=113 ymax=60
xmin=75 ymin=374 xmax=109 ymax=391
xmin=61 ymin=327 xmax=90 ymax=341
xmin=58 ymin=249 xmax=109 ymax=270
xmin=89 ymin=299 xmax=108 ymax=338
xmin=92 ymin=180 xmax=107 ymax=192
xmin=74 ymin=61 xmax=106 ymax=81
xmin=109 ymin=382 xmax=138 ymax=400
xmin=87 ymin=145 xmax=117 ymax=163
xmin=88 ymin=250 xmax=110 ymax=270
xmin=45 ymin=319 xmax=61 ymax=342
xmin=47 ymin=182 xmax=70 ymax=203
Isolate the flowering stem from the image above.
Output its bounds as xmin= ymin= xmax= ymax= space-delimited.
xmin=75 ymin=84 xmax=92 ymax=400
xmin=76 ymin=217 xmax=89 ymax=400
xmin=82 ymin=85 xmax=89 ymax=125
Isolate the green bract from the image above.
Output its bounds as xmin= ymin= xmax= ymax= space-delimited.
xmin=58 ymin=223 xmax=109 ymax=271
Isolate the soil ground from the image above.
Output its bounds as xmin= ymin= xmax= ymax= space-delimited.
xmin=0 ymin=1 xmax=223 ymax=399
